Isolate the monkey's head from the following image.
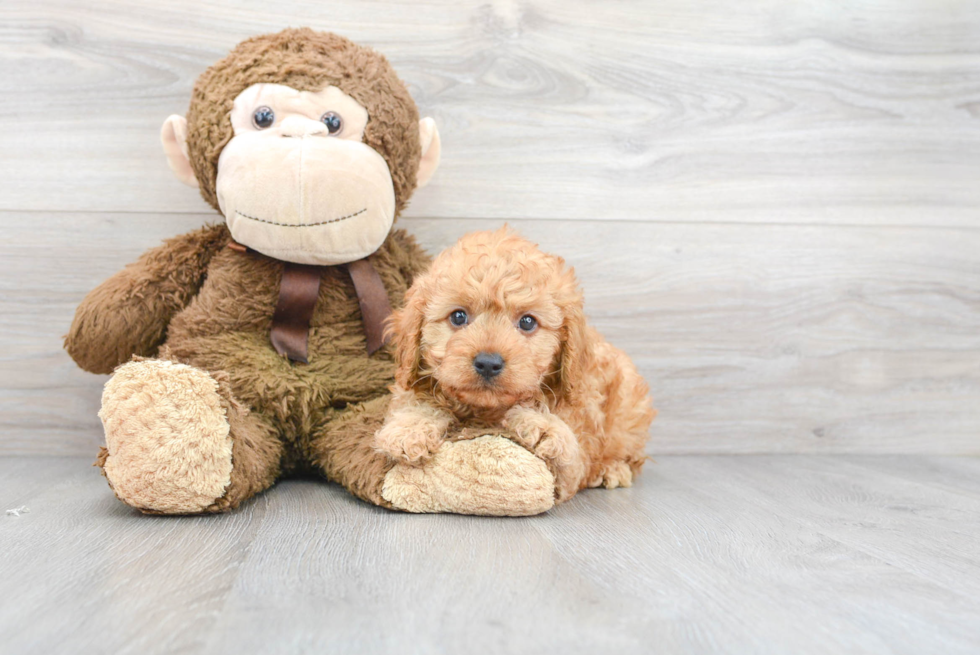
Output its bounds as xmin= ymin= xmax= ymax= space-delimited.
xmin=161 ymin=29 xmax=440 ymax=265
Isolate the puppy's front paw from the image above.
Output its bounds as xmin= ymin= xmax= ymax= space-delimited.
xmin=374 ymin=418 xmax=447 ymax=466
xmin=503 ymin=406 xmax=585 ymax=502
xmin=503 ymin=406 xmax=578 ymax=464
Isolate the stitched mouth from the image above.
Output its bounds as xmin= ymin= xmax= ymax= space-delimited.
xmin=236 ymin=208 xmax=367 ymax=228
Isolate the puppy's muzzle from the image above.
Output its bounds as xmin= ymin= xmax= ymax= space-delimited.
xmin=473 ymin=352 xmax=505 ymax=380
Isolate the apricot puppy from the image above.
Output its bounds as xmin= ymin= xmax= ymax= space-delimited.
xmin=375 ymin=227 xmax=656 ymax=502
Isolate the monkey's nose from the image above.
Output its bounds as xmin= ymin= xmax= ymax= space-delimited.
xmin=279 ymin=116 xmax=327 ymax=138
xmin=473 ymin=352 xmax=505 ymax=380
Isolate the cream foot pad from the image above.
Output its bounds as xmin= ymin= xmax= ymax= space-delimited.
xmin=99 ymin=360 xmax=234 ymax=514
xmin=382 ymin=435 xmax=555 ymax=516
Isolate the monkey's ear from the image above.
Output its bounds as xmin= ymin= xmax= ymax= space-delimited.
xmin=416 ymin=117 xmax=441 ymax=188
xmin=161 ymin=115 xmax=199 ymax=188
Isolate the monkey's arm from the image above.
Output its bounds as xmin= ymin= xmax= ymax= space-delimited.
xmin=65 ymin=223 xmax=231 ymax=374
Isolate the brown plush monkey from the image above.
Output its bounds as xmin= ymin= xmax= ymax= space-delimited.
xmin=65 ymin=29 xmax=555 ymax=516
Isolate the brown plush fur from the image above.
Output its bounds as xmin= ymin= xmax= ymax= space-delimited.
xmin=377 ymin=227 xmax=656 ymax=503
xmin=65 ymin=225 xmax=230 ymax=375
xmin=186 ymin=28 xmax=421 ymax=217
xmin=67 ymin=223 xmax=429 ymax=510
xmin=65 ymin=29 xmax=435 ymax=512
xmin=67 ymin=29 xmax=566 ymax=516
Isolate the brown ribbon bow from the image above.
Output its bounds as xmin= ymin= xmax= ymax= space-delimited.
xmin=229 ymin=241 xmax=392 ymax=363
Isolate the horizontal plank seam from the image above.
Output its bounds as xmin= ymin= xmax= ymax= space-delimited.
xmin=823 ymin=456 xmax=980 ymax=502
xmin=1 ymin=209 xmax=979 ymax=232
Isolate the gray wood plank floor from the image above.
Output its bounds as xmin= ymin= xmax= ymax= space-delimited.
xmin=2 ymin=4 xmax=977 ymax=653
xmin=2 ymin=455 xmax=979 ymax=655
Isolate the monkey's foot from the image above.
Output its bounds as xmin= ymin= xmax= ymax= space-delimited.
xmin=381 ymin=435 xmax=555 ymax=516
xmin=98 ymin=359 xmax=234 ymax=514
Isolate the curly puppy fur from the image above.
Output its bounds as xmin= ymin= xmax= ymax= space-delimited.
xmin=376 ymin=227 xmax=656 ymax=502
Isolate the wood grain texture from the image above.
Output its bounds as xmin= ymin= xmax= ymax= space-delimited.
xmin=1 ymin=455 xmax=979 ymax=654
xmin=2 ymin=5 xmax=977 ymax=651
xmin=1 ymin=0 xmax=979 ymax=225
xmin=1 ymin=1 xmax=979 ymax=457
xmin=2 ymin=212 xmax=978 ymax=456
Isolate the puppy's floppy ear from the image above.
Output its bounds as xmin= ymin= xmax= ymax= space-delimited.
xmin=387 ymin=282 xmax=427 ymax=389
xmin=554 ymin=266 xmax=594 ymax=408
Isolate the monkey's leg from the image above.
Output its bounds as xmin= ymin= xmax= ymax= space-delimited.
xmin=97 ymin=359 xmax=283 ymax=514
xmin=309 ymin=396 xmax=556 ymax=516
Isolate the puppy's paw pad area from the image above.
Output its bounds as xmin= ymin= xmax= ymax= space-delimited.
xmin=533 ymin=435 xmax=572 ymax=465
xmin=590 ymin=461 xmax=634 ymax=489
xmin=99 ymin=360 xmax=233 ymax=514
xmin=382 ymin=435 xmax=555 ymax=516
xmin=374 ymin=423 xmax=442 ymax=466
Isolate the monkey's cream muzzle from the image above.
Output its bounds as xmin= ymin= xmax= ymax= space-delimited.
xmin=211 ymin=83 xmax=395 ymax=265
xmin=216 ymin=126 xmax=396 ymax=265
xmin=161 ymin=82 xmax=441 ymax=266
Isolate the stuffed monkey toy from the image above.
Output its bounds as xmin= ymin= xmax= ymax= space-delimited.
xmin=65 ymin=29 xmax=555 ymax=516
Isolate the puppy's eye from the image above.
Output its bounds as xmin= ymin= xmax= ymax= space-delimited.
xmin=518 ymin=315 xmax=537 ymax=333
xmin=320 ymin=111 xmax=343 ymax=135
xmin=449 ymin=310 xmax=468 ymax=327
xmin=252 ymin=106 xmax=275 ymax=129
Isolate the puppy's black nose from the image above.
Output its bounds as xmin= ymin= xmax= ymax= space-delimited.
xmin=473 ymin=352 xmax=505 ymax=380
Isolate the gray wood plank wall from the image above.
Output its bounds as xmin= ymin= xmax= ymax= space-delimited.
xmin=1 ymin=0 xmax=978 ymax=455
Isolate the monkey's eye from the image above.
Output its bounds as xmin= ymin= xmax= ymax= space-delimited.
xmin=320 ymin=111 xmax=343 ymax=135
xmin=252 ymin=106 xmax=275 ymax=129
xmin=449 ymin=310 xmax=468 ymax=327
xmin=517 ymin=315 xmax=538 ymax=333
